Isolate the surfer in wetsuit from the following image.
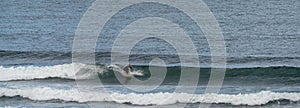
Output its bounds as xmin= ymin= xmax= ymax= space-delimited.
xmin=123 ymin=64 xmax=133 ymax=77
xmin=123 ymin=64 xmax=133 ymax=84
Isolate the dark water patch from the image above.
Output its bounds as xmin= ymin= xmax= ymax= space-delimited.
xmin=226 ymin=66 xmax=300 ymax=77
xmin=97 ymin=66 xmax=300 ymax=85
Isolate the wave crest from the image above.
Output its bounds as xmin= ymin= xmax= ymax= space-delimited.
xmin=0 ymin=63 xmax=92 ymax=81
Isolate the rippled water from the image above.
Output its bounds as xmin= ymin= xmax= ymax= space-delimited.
xmin=0 ymin=0 xmax=299 ymax=108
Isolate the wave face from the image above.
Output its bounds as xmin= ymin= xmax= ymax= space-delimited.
xmin=0 ymin=63 xmax=300 ymax=83
xmin=0 ymin=87 xmax=300 ymax=106
xmin=0 ymin=50 xmax=299 ymax=69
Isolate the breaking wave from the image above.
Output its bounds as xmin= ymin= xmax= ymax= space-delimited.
xmin=1 ymin=87 xmax=300 ymax=106
xmin=0 ymin=63 xmax=144 ymax=82
xmin=0 ymin=63 xmax=300 ymax=82
xmin=0 ymin=63 xmax=95 ymax=81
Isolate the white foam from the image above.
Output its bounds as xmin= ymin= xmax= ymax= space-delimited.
xmin=107 ymin=64 xmax=144 ymax=78
xmin=0 ymin=106 xmax=23 ymax=108
xmin=1 ymin=87 xmax=300 ymax=106
xmin=0 ymin=63 xmax=93 ymax=81
xmin=0 ymin=63 xmax=144 ymax=81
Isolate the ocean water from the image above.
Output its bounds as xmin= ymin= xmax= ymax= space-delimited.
xmin=0 ymin=0 xmax=300 ymax=108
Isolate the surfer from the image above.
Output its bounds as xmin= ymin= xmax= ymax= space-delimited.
xmin=107 ymin=64 xmax=143 ymax=78
xmin=123 ymin=64 xmax=133 ymax=77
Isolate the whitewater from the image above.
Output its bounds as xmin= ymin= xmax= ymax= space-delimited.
xmin=1 ymin=87 xmax=300 ymax=106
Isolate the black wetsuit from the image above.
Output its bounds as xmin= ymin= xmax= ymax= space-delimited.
xmin=123 ymin=65 xmax=132 ymax=74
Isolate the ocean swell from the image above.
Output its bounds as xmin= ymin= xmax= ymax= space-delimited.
xmin=0 ymin=63 xmax=300 ymax=82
